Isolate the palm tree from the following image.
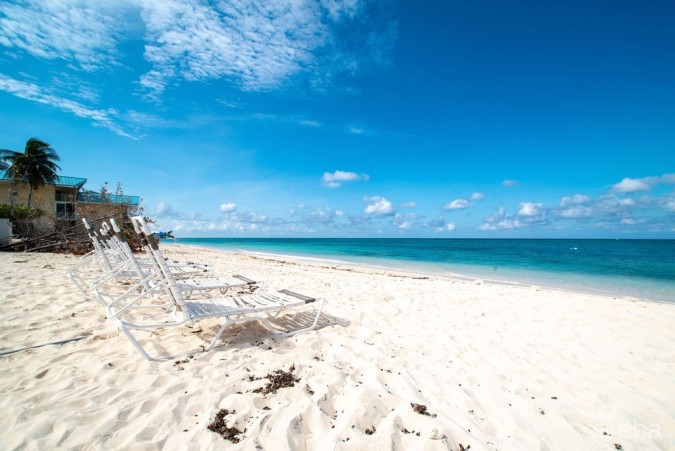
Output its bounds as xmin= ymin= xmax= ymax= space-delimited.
xmin=0 ymin=138 xmax=61 ymax=207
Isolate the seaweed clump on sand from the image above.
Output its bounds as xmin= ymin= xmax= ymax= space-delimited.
xmin=252 ymin=364 xmax=299 ymax=395
xmin=411 ymin=402 xmax=437 ymax=417
xmin=207 ymin=409 xmax=245 ymax=443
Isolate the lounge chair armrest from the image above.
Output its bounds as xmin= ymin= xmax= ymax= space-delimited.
xmin=233 ymin=274 xmax=258 ymax=285
xmin=278 ymin=289 xmax=316 ymax=303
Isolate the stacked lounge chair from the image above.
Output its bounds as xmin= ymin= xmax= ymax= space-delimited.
xmin=66 ymin=216 xmax=324 ymax=361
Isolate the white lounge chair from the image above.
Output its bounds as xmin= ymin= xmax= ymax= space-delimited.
xmin=106 ymin=216 xmax=325 ymax=361
xmin=93 ymin=218 xmax=263 ymax=314
xmin=98 ymin=220 xmax=212 ymax=278
xmin=66 ymin=218 xmax=126 ymax=294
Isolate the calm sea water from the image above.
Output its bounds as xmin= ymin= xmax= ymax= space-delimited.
xmin=172 ymin=238 xmax=675 ymax=303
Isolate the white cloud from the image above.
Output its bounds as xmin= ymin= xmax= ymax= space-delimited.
xmin=612 ymin=177 xmax=650 ymax=193
xmin=558 ymin=206 xmax=594 ymax=219
xmin=137 ymin=0 xmax=396 ymax=99
xmin=443 ymin=192 xmax=484 ymax=211
xmin=307 ymin=208 xmax=339 ymax=225
xmin=479 ymin=208 xmax=523 ymax=231
xmin=289 ymin=205 xmax=347 ymax=227
xmin=0 ymin=0 xmax=127 ymax=70
xmin=219 ymin=202 xmax=237 ymax=213
xmin=322 ymin=170 xmax=369 ymax=188
xmin=502 ymin=179 xmax=518 ymax=187
xmin=363 ymin=196 xmax=395 ymax=216
xmin=155 ymin=201 xmax=181 ymax=218
xmin=666 ymin=199 xmax=675 ymax=211
xmin=0 ymin=0 xmax=397 ymax=103
xmin=480 ymin=204 xmax=548 ymax=231
xmin=320 ymin=0 xmax=362 ymax=20
xmin=612 ymin=173 xmax=675 ymax=193
xmin=441 ymin=222 xmax=456 ymax=232
xmin=518 ymin=202 xmax=544 ymax=217
xmin=479 ymin=219 xmax=524 ymax=231
xmin=443 ymin=199 xmax=471 ymax=210
xmin=400 ymin=201 xmax=416 ymax=208
xmin=559 ymin=194 xmax=590 ymax=206
xmin=424 ymin=217 xmax=455 ymax=232
xmin=0 ymin=73 xmax=134 ymax=138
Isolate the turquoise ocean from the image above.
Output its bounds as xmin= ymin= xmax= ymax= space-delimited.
xmin=173 ymin=238 xmax=675 ymax=303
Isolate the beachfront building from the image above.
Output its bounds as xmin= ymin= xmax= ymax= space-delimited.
xmin=0 ymin=170 xmax=141 ymax=229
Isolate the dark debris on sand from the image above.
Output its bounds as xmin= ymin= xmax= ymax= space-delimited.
xmin=411 ymin=402 xmax=437 ymax=417
xmin=252 ymin=364 xmax=299 ymax=395
xmin=207 ymin=409 xmax=246 ymax=443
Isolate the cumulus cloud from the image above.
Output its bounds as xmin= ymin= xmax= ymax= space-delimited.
xmin=560 ymin=194 xmax=590 ymax=206
xmin=612 ymin=173 xmax=675 ymax=193
xmin=480 ymin=204 xmax=547 ymax=231
xmin=443 ymin=199 xmax=471 ymax=210
xmin=424 ymin=217 xmax=455 ymax=232
xmin=557 ymin=206 xmax=594 ymax=219
xmin=479 ymin=208 xmax=524 ymax=231
xmin=440 ymin=222 xmax=456 ymax=232
xmin=288 ymin=205 xmax=348 ymax=228
xmin=548 ymin=192 xmax=675 ymax=232
xmin=391 ymin=212 xmax=418 ymax=230
xmin=400 ymin=201 xmax=416 ymax=208
xmin=322 ymin=170 xmax=369 ymax=188
xmin=219 ymin=202 xmax=237 ymax=213
xmin=308 ymin=208 xmax=341 ymax=225
xmin=363 ymin=196 xmax=395 ymax=216
xmin=502 ymin=179 xmax=518 ymax=187
xmin=442 ymin=193 xmax=484 ymax=211
xmin=517 ymin=202 xmax=544 ymax=217
xmin=155 ymin=201 xmax=182 ymax=219
xmin=612 ymin=178 xmax=650 ymax=193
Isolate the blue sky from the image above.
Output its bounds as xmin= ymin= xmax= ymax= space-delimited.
xmin=1 ymin=0 xmax=673 ymax=238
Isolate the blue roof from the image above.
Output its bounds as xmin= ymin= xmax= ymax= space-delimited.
xmin=0 ymin=170 xmax=87 ymax=189
xmin=54 ymin=176 xmax=88 ymax=188
xmin=0 ymin=171 xmax=139 ymax=204
xmin=78 ymin=190 xmax=141 ymax=206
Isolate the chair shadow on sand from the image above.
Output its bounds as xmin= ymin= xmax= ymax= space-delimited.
xmin=137 ymin=310 xmax=350 ymax=359
xmin=202 ymin=309 xmax=350 ymax=351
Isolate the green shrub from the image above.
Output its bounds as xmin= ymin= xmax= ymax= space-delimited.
xmin=0 ymin=203 xmax=44 ymax=220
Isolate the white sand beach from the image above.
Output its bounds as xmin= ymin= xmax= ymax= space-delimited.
xmin=1 ymin=245 xmax=674 ymax=450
